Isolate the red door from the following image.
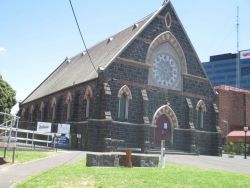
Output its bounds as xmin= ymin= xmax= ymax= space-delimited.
xmin=155 ymin=114 xmax=171 ymax=145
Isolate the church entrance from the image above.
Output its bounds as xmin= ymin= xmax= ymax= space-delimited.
xmin=155 ymin=114 xmax=172 ymax=145
xmin=152 ymin=105 xmax=178 ymax=147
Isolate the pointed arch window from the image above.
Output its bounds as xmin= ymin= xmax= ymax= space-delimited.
xmin=118 ymin=85 xmax=132 ymax=121
xmin=66 ymin=92 xmax=72 ymax=121
xmin=29 ymin=105 xmax=34 ymax=122
xmin=196 ymin=100 xmax=206 ymax=129
xmin=84 ymin=86 xmax=93 ymax=118
xmin=21 ymin=108 xmax=26 ymax=118
xmin=51 ymin=97 xmax=57 ymax=121
xmin=39 ymin=101 xmax=45 ymax=121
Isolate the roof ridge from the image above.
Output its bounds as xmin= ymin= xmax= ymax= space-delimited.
xmin=103 ymin=1 xmax=169 ymax=69
xmin=69 ymin=12 xmax=155 ymax=61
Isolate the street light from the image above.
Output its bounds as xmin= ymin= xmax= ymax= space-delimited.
xmin=243 ymin=126 xmax=248 ymax=159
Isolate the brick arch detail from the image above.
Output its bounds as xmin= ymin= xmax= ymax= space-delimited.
xmin=196 ymin=100 xmax=206 ymax=112
xmin=84 ymin=85 xmax=93 ymax=100
xmin=66 ymin=92 xmax=73 ymax=104
xmin=152 ymin=105 xmax=178 ymax=144
xmin=117 ymin=85 xmax=132 ymax=100
xmin=51 ymin=97 xmax=57 ymax=108
xmin=29 ymin=105 xmax=34 ymax=114
xmin=152 ymin=105 xmax=178 ymax=128
xmin=146 ymin=31 xmax=187 ymax=74
xmin=39 ymin=101 xmax=45 ymax=111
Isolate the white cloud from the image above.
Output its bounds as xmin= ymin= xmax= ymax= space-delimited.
xmin=0 ymin=47 xmax=6 ymax=55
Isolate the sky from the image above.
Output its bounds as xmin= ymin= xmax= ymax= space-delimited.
xmin=0 ymin=0 xmax=250 ymax=101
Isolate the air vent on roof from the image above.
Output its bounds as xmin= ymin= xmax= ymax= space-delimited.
xmin=65 ymin=57 xmax=71 ymax=64
xmin=133 ymin=23 xmax=139 ymax=30
xmin=97 ymin=66 xmax=105 ymax=72
xmin=162 ymin=0 xmax=168 ymax=5
xmin=107 ymin=37 xmax=113 ymax=44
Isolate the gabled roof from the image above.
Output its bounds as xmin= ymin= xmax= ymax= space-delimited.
xmin=22 ymin=1 xmax=170 ymax=104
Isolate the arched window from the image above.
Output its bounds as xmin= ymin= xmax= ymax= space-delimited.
xmin=29 ymin=105 xmax=34 ymax=122
xmin=118 ymin=85 xmax=132 ymax=121
xmin=84 ymin=86 xmax=93 ymax=118
xmin=66 ymin=92 xmax=72 ymax=121
xmin=196 ymin=100 xmax=206 ymax=129
xmin=21 ymin=108 xmax=26 ymax=118
xmin=51 ymin=97 xmax=57 ymax=121
xmin=39 ymin=101 xmax=45 ymax=121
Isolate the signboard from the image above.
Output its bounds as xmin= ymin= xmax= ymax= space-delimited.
xmin=77 ymin=134 xmax=81 ymax=139
xmin=57 ymin=124 xmax=70 ymax=146
xmin=164 ymin=123 xmax=168 ymax=129
xmin=58 ymin=124 xmax=70 ymax=134
xmin=240 ymin=50 xmax=250 ymax=60
xmin=37 ymin=122 xmax=52 ymax=133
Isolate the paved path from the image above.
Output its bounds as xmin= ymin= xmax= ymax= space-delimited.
xmin=166 ymin=154 xmax=250 ymax=174
xmin=0 ymin=150 xmax=85 ymax=188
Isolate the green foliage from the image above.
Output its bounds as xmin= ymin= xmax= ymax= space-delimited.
xmin=225 ymin=141 xmax=245 ymax=155
xmin=233 ymin=140 xmax=244 ymax=155
xmin=0 ymin=75 xmax=16 ymax=113
xmin=225 ymin=141 xmax=235 ymax=155
xmin=17 ymin=161 xmax=250 ymax=188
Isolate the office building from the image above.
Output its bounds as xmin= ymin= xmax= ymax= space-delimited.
xmin=203 ymin=50 xmax=250 ymax=89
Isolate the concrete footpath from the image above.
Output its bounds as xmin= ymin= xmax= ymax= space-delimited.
xmin=166 ymin=154 xmax=250 ymax=174
xmin=0 ymin=150 xmax=85 ymax=188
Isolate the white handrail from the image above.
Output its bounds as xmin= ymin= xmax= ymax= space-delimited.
xmin=0 ymin=127 xmax=53 ymax=146
xmin=0 ymin=112 xmax=20 ymax=119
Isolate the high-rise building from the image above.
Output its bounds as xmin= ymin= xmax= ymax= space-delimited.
xmin=203 ymin=50 xmax=250 ymax=89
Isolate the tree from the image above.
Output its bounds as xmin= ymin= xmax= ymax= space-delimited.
xmin=0 ymin=75 xmax=16 ymax=114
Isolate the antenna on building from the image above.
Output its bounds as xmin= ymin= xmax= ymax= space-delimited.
xmin=236 ymin=4 xmax=240 ymax=88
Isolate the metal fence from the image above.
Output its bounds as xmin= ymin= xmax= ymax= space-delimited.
xmin=0 ymin=126 xmax=54 ymax=148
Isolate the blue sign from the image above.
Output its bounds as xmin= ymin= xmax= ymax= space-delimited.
xmin=57 ymin=134 xmax=70 ymax=146
xmin=53 ymin=133 xmax=70 ymax=146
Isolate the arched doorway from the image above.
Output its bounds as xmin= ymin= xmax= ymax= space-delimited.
xmin=152 ymin=105 xmax=178 ymax=146
xmin=155 ymin=114 xmax=172 ymax=145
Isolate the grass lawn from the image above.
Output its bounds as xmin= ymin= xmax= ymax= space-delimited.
xmin=17 ymin=160 xmax=250 ymax=188
xmin=0 ymin=150 xmax=56 ymax=163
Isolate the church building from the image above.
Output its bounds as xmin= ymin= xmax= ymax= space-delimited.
xmin=19 ymin=1 xmax=221 ymax=155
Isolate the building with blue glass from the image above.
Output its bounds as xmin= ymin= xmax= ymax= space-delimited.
xmin=203 ymin=50 xmax=250 ymax=89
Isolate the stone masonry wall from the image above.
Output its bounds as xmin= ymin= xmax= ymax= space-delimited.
xmin=20 ymin=80 xmax=97 ymax=125
xmin=105 ymin=3 xmax=220 ymax=155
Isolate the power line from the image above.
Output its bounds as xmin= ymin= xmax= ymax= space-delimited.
xmin=68 ymin=0 xmax=97 ymax=73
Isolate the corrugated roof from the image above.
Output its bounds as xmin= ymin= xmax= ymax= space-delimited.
xmin=22 ymin=2 xmax=170 ymax=104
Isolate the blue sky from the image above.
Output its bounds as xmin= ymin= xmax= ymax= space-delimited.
xmin=0 ymin=0 xmax=250 ymax=101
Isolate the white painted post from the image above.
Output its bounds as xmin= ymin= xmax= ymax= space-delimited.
xmin=32 ymin=131 xmax=34 ymax=149
xmin=15 ymin=118 xmax=19 ymax=142
xmin=160 ymin=140 xmax=166 ymax=168
xmin=47 ymin=135 xmax=49 ymax=147
xmin=26 ymin=132 xmax=28 ymax=145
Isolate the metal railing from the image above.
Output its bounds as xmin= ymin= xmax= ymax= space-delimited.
xmin=0 ymin=112 xmax=20 ymax=162
xmin=0 ymin=126 xmax=54 ymax=148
